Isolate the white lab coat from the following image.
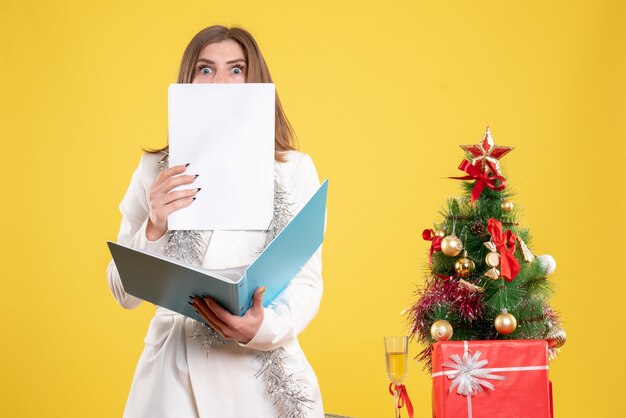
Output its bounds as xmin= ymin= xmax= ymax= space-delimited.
xmin=107 ymin=150 xmax=324 ymax=418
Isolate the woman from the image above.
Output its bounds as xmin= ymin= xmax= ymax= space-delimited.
xmin=107 ymin=25 xmax=324 ymax=418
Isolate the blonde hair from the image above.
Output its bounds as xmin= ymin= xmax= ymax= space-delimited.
xmin=144 ymin=25 xmax=297 ymax=161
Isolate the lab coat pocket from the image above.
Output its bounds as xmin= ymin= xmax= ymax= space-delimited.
xmin=143 ymin=314 xmax=174 ymax=348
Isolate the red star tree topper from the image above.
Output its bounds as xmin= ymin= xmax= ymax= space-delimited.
xmin=460 ymin=127 xmax=514 ymax=175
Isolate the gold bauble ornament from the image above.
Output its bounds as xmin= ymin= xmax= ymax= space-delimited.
xmin=485 ymin=251 xmax=500 ymax=267
xmin=441 ymin=235 xmax=463 ymax=257
xmin=546 ymin=326 xmax=567 ymax=349
xmin=454 ymin=251 xmax=475 ymax=277
xmin=430 ymin=319 xmax=454 ymax=341
xmin=434 ymin=229 xmax=447 ymax=239
xmin=494 ymin=310 xmax=517 ymax=334
xmin=501 ymin=200 xmax=514 ymax=212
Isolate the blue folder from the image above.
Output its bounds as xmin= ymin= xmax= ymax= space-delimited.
xmin=107 ymin=179 xmax=328 ymax=318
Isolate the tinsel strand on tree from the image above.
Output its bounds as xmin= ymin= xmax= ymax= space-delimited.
xmin=407 ymin=127 xmax=565 ymax=371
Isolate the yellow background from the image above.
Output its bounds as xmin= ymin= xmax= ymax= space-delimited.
xmin=1 ymin=1 xmax=624 ymax=417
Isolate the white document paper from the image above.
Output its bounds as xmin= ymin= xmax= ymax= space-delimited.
xmin=167 ymin=83 xmax=275 ymax=230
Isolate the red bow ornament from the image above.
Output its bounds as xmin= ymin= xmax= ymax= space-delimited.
xmin=486 ymin=218 xmax=520 ymax=282
xmin=423 ymin=229 xmax=442 ymax=269
xmin=450 ymin=160 xmax=507 ymax=205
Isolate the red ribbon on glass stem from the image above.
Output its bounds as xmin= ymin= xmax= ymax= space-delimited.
xmin=487 ymin=218 xmax=521 ymax=281
xmin=388 ymin=383 xmax=414 ymax=418
xmin=450 ymin=160 xmax=506 ymax=205
xmin=422 ymin=229 xmax=442 ymax=269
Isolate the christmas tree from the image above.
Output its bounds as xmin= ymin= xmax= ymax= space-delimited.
xmin=408 ymin=127 xmax=566 ymax=370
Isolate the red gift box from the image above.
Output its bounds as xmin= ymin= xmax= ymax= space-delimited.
xmin=431 ymin=340 xmax=553 ymax=418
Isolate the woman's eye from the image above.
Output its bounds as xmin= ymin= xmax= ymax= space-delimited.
xmin=231 ymin=66 xmax=244 ymax=75
xmin=200 ymin=66 xmax=213 ymax=75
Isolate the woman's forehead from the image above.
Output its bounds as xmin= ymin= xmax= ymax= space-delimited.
xmin=198 ymin=39 xmax=246 ymax=62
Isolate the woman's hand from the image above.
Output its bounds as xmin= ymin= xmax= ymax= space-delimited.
xmin=146 ymin=163 xmax=200 ymax=241
xmin=190 ymin=287 xmax=266 ymax=344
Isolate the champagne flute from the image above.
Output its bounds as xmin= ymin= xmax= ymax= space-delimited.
xmin=384 ymin=336 xmax=409 ymax=418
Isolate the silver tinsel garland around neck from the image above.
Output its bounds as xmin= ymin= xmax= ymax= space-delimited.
xmin=157 ymin=151 xmax=312 ymax=418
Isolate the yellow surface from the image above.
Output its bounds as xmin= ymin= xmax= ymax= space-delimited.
xmin=2 ymin=1 xmax=624 ymax=417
